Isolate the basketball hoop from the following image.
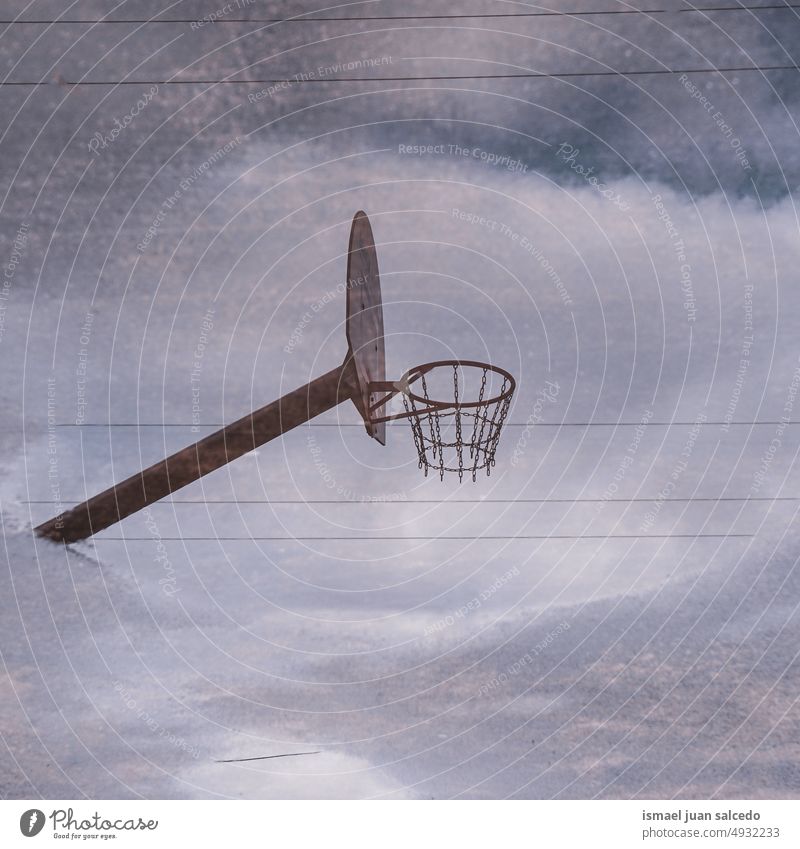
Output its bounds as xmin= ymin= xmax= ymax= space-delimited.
xmin=367 ymin=360 xmax=516 ymax=481
xmin=36 ymin=212 xmax=518 ymax=543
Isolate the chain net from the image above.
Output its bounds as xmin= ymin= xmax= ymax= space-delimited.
xmin=402 ymin=362 xmax=514 ymax=481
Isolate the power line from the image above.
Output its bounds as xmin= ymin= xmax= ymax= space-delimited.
xmin=94 ymin=534 xmax=753 ymax=540
xmin=214 ymin=751 xmax=319 ymax=763
xmin=55 ymin=421 xmax=800 ymax=427
xmin=5 ymin=65 xmax=799 ymax=86
xmin=4 ymin=5 xmax=799 ymax=23
xmin=23 ymin=497 xmax=799 ymax=504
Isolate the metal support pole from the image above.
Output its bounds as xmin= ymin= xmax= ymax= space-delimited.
xmin=35 ymin=363 xmax=355 ymax=543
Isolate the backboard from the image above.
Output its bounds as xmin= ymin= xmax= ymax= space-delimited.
xmin=345 ymin=211 xmax=386 ymax=444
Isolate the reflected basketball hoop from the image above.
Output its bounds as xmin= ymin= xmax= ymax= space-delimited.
xmin=344 ymin=213 xmax=516 ymax=478
xmin=369 ymin=361 xmax=515 ymax=481
xmin=36 ymin=211 xmax=517 ymax=543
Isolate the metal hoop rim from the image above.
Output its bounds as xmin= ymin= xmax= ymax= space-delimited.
xmin=400 ymin=359 xmax=516 ymax=411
